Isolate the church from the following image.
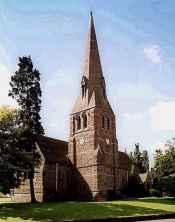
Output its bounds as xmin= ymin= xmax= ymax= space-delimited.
xmin=11 ymin=13 xmax=130 ymax=202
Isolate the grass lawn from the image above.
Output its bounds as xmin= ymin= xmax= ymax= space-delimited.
xmin=0 ymin=197 xmax=174 ymax=222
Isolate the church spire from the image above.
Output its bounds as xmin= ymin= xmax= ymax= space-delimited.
xmin=72 ymin=13 xmax=113 ymax=113
xmin=83 ymin=12 xmax=103 ymax=81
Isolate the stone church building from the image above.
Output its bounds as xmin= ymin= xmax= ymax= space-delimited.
xmin=11 ymin=13 xmax=130 ymax=202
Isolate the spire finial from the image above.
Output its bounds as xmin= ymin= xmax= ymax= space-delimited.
xmin=83 ymin=12 xmax=103 ymax=80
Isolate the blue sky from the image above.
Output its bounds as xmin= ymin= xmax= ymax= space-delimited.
xmin=1 ymin=0 xmax=175 ymax=160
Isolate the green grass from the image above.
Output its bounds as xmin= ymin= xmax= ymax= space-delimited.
xmin=0 ymin=198 xmax=174 ymax=222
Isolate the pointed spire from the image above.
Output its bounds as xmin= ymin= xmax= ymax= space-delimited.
xmin=83 ymin=12 xmax=103 ymax=81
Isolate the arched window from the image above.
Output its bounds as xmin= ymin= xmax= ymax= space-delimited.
xmin=83 ymin=114 xmax=87 ymax=129
xmin=81 ymin=76 xmax=87 ymax=98
xmin=103 ymin=88 xmax=106 ymax=98
xmin=107 ymin=118 xmax=110 ymax=129
xmin=102 ymin=116 xmax=105 ymax=128
xmin=73 ymin=138 xmax=77 ymax=167
xmin=73 ymin=118 xmax=75 ymax=132
xmin=82 ymin=84 xmax=85 ymax=98
xmin=77 ymin=116 xmax=81 ymax=130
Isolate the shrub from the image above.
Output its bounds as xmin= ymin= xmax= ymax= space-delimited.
xmin=122 ymin=175 xmax=147 ymax=198
xmin=149 ymin=188 xmax=162 ymax=197
xmin=106 ymin=190 xmax=117 ymax=201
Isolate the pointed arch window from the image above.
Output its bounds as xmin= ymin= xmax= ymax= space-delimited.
xmin=73 ymin=138 xmax=77 ymax=167
xmin=102 ymin=116 xmax=105 ymax=129
xmin=83 ymin=114 xmax=87 ymax=129
xmin=107 ymin=118 xmax=110 ymax=129
xmin=73 ymin=117 xmax=75 ymax=132
xmin=82 ymin=84 xmax=86 ymax=98
xmin=81 ymin=76 xmax=87 ymax=98
xmin=103 ymin=88 xmax=106 ymax=98
xmin=77 ymin=116 xmax=81 ymax=130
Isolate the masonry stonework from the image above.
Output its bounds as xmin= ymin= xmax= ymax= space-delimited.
xmin=68 ymin=13 xmax=128 ymax=200
xmin=11 ymin=13 xmax=130 ymax=203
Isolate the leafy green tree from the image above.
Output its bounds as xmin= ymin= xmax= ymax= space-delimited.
xmin=129 ymin=143 xmax=149 ymax=175
xmin=121 ymin=175 xmax=146 ymax=198
xmin=0 ymin=106 xmax=23 ymax=193
xmin=9 ymin=56 xmax=44 ymax=202
xmin=0 ymin=106 xmax=16 ymax=121
xmin=152 ymin=139 xmax=175 ymax=196
xmin=154 ymin=139 xmax=175 ymax=177
xmin=141 ymin=150 xmax=149 ymax=173
xmin=125 ymin=144 xmax=150 ymax=197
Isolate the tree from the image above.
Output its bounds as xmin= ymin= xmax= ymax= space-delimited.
xmin=121 ymin=175 xmax=146 ymax=198
xmin=125 ymin=143 xmax=150 ymax=197
xmin=152 ymin=138 xmax=175 ymax=196
xmin=154 ymin=139 xmax=175 ymax=177
xmin=0 ymin=106 xmax=22 ymax=193
xmin=129 ymin=143 xmax=149 ymax=175
xmin=9 ymin=56 xmax=44 ymax=202
xmin=0 ymin=106 xmax=16 ymax=121
xmin=141 ymin=150 xmax=149 ymax=173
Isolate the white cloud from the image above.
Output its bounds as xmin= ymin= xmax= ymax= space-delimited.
xmin=0 ymin=63 xmax=16 ymax=107
xmin=149 ymin=101 xmax=175 ymax=131
xmin=143 ymin=45 xmax=161 ymax=64
xmin=123 ymin=112 xmax=143 ymax=121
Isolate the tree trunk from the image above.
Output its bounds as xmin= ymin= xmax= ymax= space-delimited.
xmin=29 ymin=172 xmax=37 ymax=203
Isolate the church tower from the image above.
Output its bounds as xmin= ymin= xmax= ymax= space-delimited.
xmin=68 ymin=13 xmax=119 ymax=200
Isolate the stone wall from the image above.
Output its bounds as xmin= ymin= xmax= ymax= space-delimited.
xmin=11 ymin=164 xmax=44 ymax=203
xmin=11 ymin=160 xmax=69 ymax=202
xmin=68 ymin=104 xmax=121 ymax=200
xmin=43 ymin=162 xmax=68 ymax=201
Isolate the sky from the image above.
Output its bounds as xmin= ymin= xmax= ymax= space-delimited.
xmin=1 ymin=0 xmax=175 ymax=161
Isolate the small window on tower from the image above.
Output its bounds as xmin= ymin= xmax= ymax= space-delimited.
xmin=81 ymin=76 xmax=86 ymax=98
xmin=82 ymin=85 xmax=85 ymax=97
xmin=102 ymin=116 xmax=105 ymax=129
xmin=73 ymin=118 xmax=75 ymax=132
xmin=83 ymin=114 xmax=87 ymax=129
xmin=103 ymin=88 xmax=106 ymax=98
xmin=107 ymin=118 xmax=110 ymax=129
xmin=77 ymin=116 xmax=81 ymax=130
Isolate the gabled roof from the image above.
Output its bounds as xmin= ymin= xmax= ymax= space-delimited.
xmin=118 ymin=151 xmax=131 ymax=170
xmin=37 ymin=136 xmax=68 ymax=163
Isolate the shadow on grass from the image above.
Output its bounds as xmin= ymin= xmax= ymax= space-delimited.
xmin=0 ymin=202 xmax=171 ymax=222
xmin=136 ymin=198 xmax=175 ymax=205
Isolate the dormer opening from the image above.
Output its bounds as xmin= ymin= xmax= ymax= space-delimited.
xmin=82 ymin=85 xmax=85 ymax=97
xmin=81 ymin=75 xmax=87 ymax=98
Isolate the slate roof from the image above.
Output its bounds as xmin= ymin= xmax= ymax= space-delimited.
xmin=37 ymin=136 xmax=68 ymax=163
xmin=37 ymin=136 xmax=131 ymax=171
xmin=118 ymin=151 xmax=131 ymax=170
